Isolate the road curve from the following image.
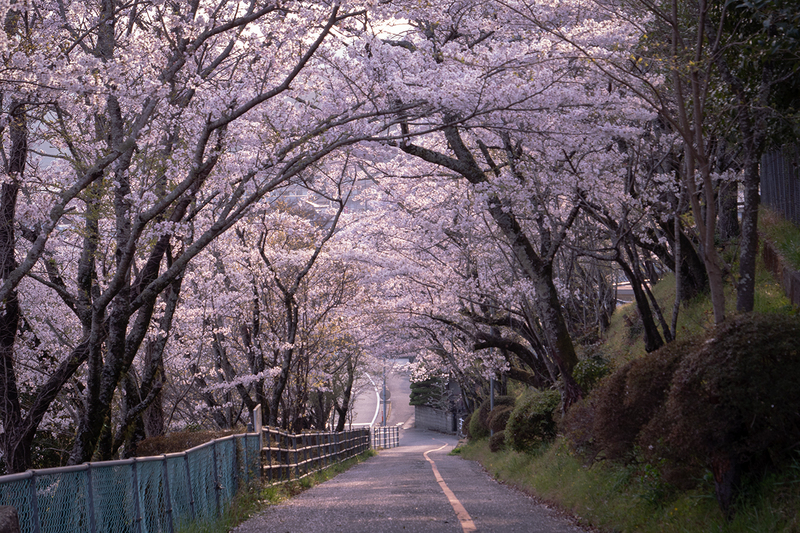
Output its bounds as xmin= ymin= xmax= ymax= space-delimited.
xmin=233 ymin=428 xmax=585 ymax=533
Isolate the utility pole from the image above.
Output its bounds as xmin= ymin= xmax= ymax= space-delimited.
xmin=490 ymin=376 xmax=495 ymax=437
xmin=382 ymin=361 xmax=387 ymax=427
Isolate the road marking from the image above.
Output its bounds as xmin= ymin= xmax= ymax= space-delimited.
xmin=365 ymin=373 xmax=380 ymax=427
xmin=424 ymin=444 xmax=477 ymax=532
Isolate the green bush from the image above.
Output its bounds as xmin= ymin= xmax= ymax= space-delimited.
xmin=559 ymin=397 xmax=598 ymax=462
xmin=590 ymin=338 xmax=692 ymax=462
xmin=468 ymin=406 xmax=489 ymax=440
xmin=488 ymin=404 xmax=514 ymax=433
xmin=562 ymin=337 xmax=692 ymax=463
xmin=562 ymin=313 xmax=800 ymax=516
xmin=639 ymin=313 xmax=800 ymax=512
xmin=489 ymin=430 xmax=506 ymax=452
xmin=505 ymin=388 xmax=561 ymax=452
xmin=572 ymin=354 xmax=611 ymax=393
xmin=468 ymin=395 xmax=515 ymax=441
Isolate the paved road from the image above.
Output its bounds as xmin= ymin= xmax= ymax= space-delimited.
xmin=351 ymin=359 xmax=414 ymax=427
xmin=233 ymin=428 xmax=585 ymax=533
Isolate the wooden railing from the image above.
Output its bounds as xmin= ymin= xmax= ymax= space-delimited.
xmin=261 ymin=427 xmax=370 ymax=484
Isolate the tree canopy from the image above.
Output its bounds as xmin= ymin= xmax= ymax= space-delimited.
xmin=0 ymin=0 xmax=796 ymax=473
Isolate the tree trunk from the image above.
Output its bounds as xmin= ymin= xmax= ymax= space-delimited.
xmin=533 ymin=273 xmax=582 ymax=408
xmin=736 ymin=158 xmax=760 ymax=312
xmin=652 ymin=221 xmax=709 ymax=301
xmin=0 ymin=99 xmax=24 ymax=473
xmin=401 ymin=127 xmax=582 ymax=408
xmin=617 ymin=258 xmax=664 ymax=352
xmin=718 ymin=180 xmax=740 ymax=241
xmin=705 ymin=9 xmax=769 ymax=315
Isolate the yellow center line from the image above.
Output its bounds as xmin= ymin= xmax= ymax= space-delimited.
xmin=424 ymin=444 xmax=477 ymax=533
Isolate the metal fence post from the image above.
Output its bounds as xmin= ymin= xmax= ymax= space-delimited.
xmin=241 ymin=436 xmax=248 ymax=488
xmin=254 ymin=404 xmax=263 ymax=451
xmin=29 ymin=472 xmax=41 ymax=533
xmin=232 ymin=437 xmax=240 ymax=494
xmin=276 ymin=430 xmax=282 ymax=482
xmin=212 ymin=440 xmax=221 ymax=516
xmin=305 ymin=433 xmax=310 ymax=476
xmin=86 ymin=463 xmax=97 ymax=533
xmin=131 ymin=459 xmax=143 ymax=533
xmin=283 ymin=430 xmax=289 ymax=482
xmin=184 ymin=453 xmax=196 ymax=520
xmin=326 ymin=432 xmax=331 ymax=467
xmin=266 ymin=429 xmax=272 ymax=484
xmin=307 ymin=434 xmax=313 ymax=475
xmin=281 ymin=431 xmax=286 ymax=480
xmin=293 ymin=435 xmax=299 ymax=480
xmin=300 ymin=434 xmax=306 ymax=477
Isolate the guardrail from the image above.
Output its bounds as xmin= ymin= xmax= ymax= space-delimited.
xmin=261 ymin=427 xmax=370 ymax=484
xmin=370 ymin=424 xmax=402 ymax=449
xmin=0 ymin=433 xmax=260 ymax=533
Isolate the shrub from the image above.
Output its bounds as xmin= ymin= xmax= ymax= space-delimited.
xmin=469 ymin=395 xmax=515 ymax=441
xmin=505 ymin=388 xmax=561 ymax=452
xmin=640 ymin=313 xmax=800 ymax=513
xmin=489 ymin=430 xmax=506 ymax=452
xmin=561 ymin=313 xmax=800 ymax=517
xmin=588 ymin=338 xmax=693 ymax=462
xmin=488 ymin=404 xmax=514 ymax=433
xmin=572 ymin=354 xmax=611 ymax=393
xmin=560 ymin=397 xmax=599 ymax=462
xmin=468 ymin=406 xmax=488 ymax=440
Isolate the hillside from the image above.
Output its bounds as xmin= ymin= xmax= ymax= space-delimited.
xmin=459 ymin=235 xmax=800 ymax=533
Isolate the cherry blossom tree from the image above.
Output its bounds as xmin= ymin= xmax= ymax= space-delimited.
xmin=341 ymin=0 xmax=658 ymax=407
xmin=504 ymin=0 xmax=796 ymax=322
xmin=4 ymin=0 xmax=786 ymax=473
xmin=159 ymin=155 xmax=375 ymax=435
xmin=346 ymin=159 xmax=574 ymax=407
xmin=0 ymin=0 xmax=415 ymax=472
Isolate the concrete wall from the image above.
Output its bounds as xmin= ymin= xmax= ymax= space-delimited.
xmin=763 ymin=240 xmax=800 ymax=308
xmin=414 ymin=405 xmax=456 ymax=434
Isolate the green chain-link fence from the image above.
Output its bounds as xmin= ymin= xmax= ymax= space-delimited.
xmin=0 ymin=433 xmax=260 ymax=533
xmin=0 ymin=420 xmax=395 ymax=532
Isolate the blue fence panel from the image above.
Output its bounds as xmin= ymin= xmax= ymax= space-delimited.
xmin=187 ymin=444 xmax=216 ymax=522
xmin=38 ymin=469 xmax=90 ymax=533
xmin=216 ymin=440 xmax=236 ymax=504
xmin=166 ymin=455 xmax=193 ymax=531
xmin=91 ymin=463 xmax=137 ymax=533
xmin=135 ymin=459 xmax=168 ymax=533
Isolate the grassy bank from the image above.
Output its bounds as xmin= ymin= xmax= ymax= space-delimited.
xmin=456 ymin=234 xmax=800 ymax=532
xmin=457 ymin=439 xmax=800 ymax=532
xmin=761 ymin=208 xmax=800 ymax=271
